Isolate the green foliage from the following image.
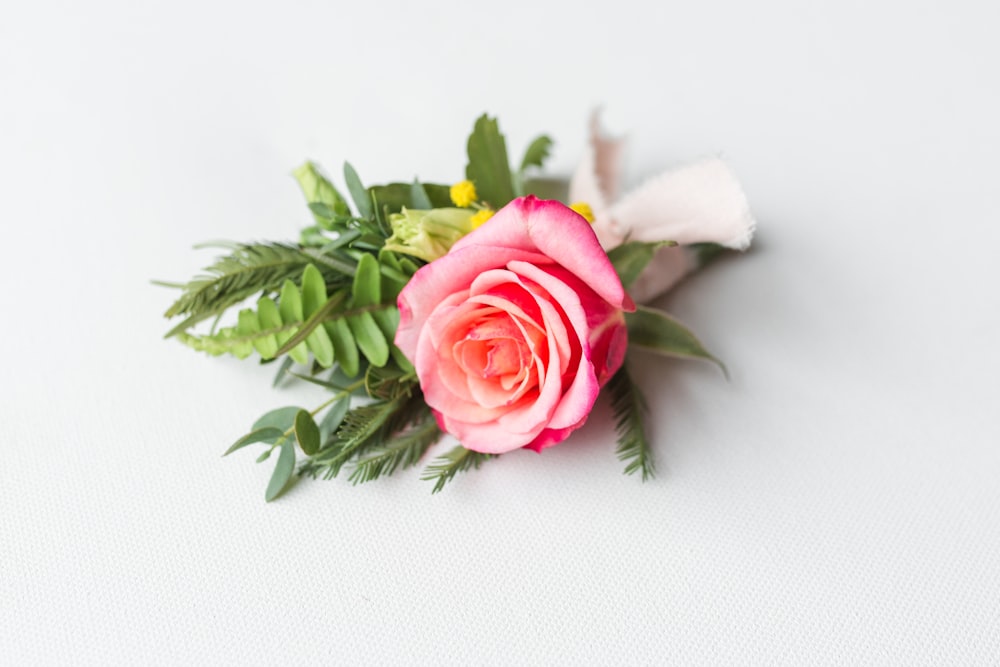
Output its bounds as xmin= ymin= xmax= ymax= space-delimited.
xmin=166 ymin=113 xmax=733 ymax=500
xmin=293 ymin=161 xmax=351 ymax=227
xmin=625 ymin=306 xmax=727 ymax=376
xmin=266 ymin=441 xmax=296 ymax=502
xmin=348 ymin=416 xmax=442 ymax=485
xmin=608 ymin=240 xmax=678 ymax=289
xmin=177 ymin=259 xmax=404 ymax=372
xmin=160 ymin=243 xmax=335 ymax=337
xmin=519 ymin=135 xmax=554 ymax=173
xmin=608 ymin=363 xmax=654 ymax=481
xmin=421 ymin=445 xmax=495 ymax=494
xmin=465 ymin=114 xmax=516 ymax=210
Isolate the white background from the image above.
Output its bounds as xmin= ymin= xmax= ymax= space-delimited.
xmin=2 ymin=0 xmax=999 ymax=664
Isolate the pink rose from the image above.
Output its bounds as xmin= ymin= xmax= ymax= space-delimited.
xmin=395 ymin=196 xmax=635 ymax=454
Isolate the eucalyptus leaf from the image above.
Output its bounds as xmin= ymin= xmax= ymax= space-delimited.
xmin=465 ymin=114 xmax=515 ymax=209
xmin=625 ymin=306 xmax=727 ymax=375
xmin=252 ymin=406 xmax=303 ymax=433
xmin=265 ymin=441 xmax=296 ymax=502
xmin=294 ymin=409 xmax=321 ymax=456
xmin=224 ymin=427 xmax=285 ymax=456
xmin=272 ymin=356 xmax=294 ymax=387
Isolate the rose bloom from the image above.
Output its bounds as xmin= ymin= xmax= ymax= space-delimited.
xmin=395 ymin=196 xmax=634 ymax=454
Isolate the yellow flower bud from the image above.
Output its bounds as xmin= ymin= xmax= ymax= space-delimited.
xmin=450 ymin=180 xmax=478 ymax=208
xmin=469 ymin=209 xmax=494 ymax=229
xmin=569 ymin=201 xmax=595 ymax=224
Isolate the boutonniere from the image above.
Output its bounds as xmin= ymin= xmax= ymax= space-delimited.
xmin=158 ymin=113 xmax=754 ymax=500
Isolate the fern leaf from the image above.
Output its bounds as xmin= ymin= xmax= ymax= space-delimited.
xmin=163 ymin=243 xmax=329 ymax=329
xmin=421 ymin=446 xmax=495 ymax=493
xmin=348 ymin=417 xmax=442 ymax=484
xmin=608 ymin=364 xmax=655 ymax=481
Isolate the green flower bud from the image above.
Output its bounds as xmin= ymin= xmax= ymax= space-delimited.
xmin=384 ymin=207 xmax=476 ymax=262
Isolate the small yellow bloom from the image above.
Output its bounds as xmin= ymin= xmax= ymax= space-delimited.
xmin=450 ymin=180 xmax=478 ymax=208
xmin=469 ymin=209 xmax=494 ymax=229
xmin=569 ymin=201 xmax=595 ymax=223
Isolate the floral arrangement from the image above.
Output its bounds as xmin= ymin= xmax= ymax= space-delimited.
xmin=159 ymin=113 xmax=754 ymax=500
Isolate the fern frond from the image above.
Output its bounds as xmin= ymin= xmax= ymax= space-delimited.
xmin=608 ymin=363 xmax=655 ymax=480
xmin=348 ymin=416 xmax=442 ymax=484
xmin=420 ymin=446 xmax=495 ymax=493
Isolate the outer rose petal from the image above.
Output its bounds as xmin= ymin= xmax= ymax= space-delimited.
xmin=450 ymin=196 xmax=634 ymax=313
xmin=395 ymin=196 xmax=631 ymax=455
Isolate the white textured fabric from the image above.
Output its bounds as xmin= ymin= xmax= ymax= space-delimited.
xmin=3 ymin=1 xmax=1000 ymax=665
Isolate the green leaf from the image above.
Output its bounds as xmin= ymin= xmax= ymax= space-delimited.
xmin=300 ymin=264 xmax=327 ymax=317
xmin=325 ymin=318 xmax=359 ymax=377
xmin=465 ymin=114 xmax=515 ymax=209
xmin=273 ymin=290 xmax=347 ymax=362
xmin=343 ymin=162 xmax=373 ymax=220
xmin=607 ymin=241 xmax=678 ymax=289
xmin=293 ymin=162 xmax=351 ymax=225
xmin=421 ymin=445 xmax=495 ymax=493
xmin=410 ymin=180 xmax=432 ymax=209
xmin=625 ymin=306 xmax=727 ymax=375
xmin=253 ymin=297 xmax=281 ymax=359
xmin=294 ymin=409 xmax=321 ymax=456
xmin=224 ymin=427 xmax=286 ymax=456
xmin=162 ymin=243 xmax=322 ymax=336
xmin=265 ymin=441 xmax=296 ymax=502
xmin=348 ymin=312 xmax=389 ymax=367
xmin=351 ymin=253 xmax=381 ymax=307
xmin=349 ymin=418 xmax=441 ymax=484
xmin=272 ymin=355 xmax=294 ymax=387
xmin=318 ymin=396 xmax=350 ymax=443
xmin=607 ymin=364 xmax=654 ymax=480
xmin=519 ymin=134 xmax=554 ymax=173
xmin=279 ymin=280 xmax=309 ymax=365
xmin=252 ymin=406 xmax=302 ymax=433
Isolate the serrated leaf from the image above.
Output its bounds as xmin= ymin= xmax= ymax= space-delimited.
xmin=625 ymin=306 xmax=727 ymax=375
xmin=607 ymin=241 xmax=678 ymax=289
xmin=294 ymin=410 xmax=321 ymax=456
xmin=465 ymin=114 xmax=515 ymax=209
xmin=224 ymin=427 xmax=285 ymax=456
xmin=265 ymin=441 xmax=296 ymax=502
xmin=343 ymin=162 xmax=373 ymax=219
xmin=351 ymin=253 xmax=381 ymax=307
xmin=348 ymin=312 xmax=389 ymax=367
xmin=519 ymin=134 xmax=554 ymax=173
